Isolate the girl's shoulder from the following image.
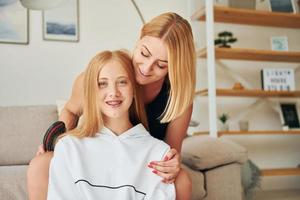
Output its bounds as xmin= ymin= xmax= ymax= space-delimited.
xmin=55 ymin=134 xmax=82 ymax=149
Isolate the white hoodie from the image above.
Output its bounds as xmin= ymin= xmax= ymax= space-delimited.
xmin=47 ymin=123 xmax=175 ymax=200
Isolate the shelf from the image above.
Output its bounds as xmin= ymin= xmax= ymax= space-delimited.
xmin=255 ymin=189 xmax=300 ymax=200
xmin=192 ymin=5 xmax=300 ymax=29
xmin=219 ymin=130 xmax=300 ymax=136
xmin=193 ymin=130 xmax=300 ymax=137
xmin=197 ymin=48 xmax=300 ymax=63
xmin=261 ymin=168 xmax=300 ymax=176
xmin=196 ymin=89 xmax=300 ymax=98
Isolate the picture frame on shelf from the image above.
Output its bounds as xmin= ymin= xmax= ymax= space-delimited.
xmin=228 ymin=0 xmax=256 ymax=9
xmin=294 ymin=0 xmax=300 ymax=12
xmin=269 ymin=0 xmax=298 ymax=13
xmin=43 ymin=0 xmax=79 ymax=42
xmin=0 ymin=0 xmax=29 ymax=44
xmin=271 ymin=36 xmax=289 ymax=51
xmin=261 ymin=68 xmax=295 ymax=91
xmin=278 ymin=103 xmax=300 ymax=129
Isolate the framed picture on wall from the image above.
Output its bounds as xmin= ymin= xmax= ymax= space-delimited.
xmin=269 ymin=0 xmax=298 ymax=13
xmin=43 ymin=0 xmax=79 ymax=42
xmin=0 ymin=0 xmax=29 ymax=44
xmin=278 ymin=103 xmax=300 ymax=129
xmin=271 ymin=36 xmax=289 ymax=51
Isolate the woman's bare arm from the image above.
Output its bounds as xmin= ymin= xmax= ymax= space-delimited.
xmin=165 ymin=104 xmax=193 ymax=153
xmin=149 ymin=104 xmax=193 ymax=182
xmin=59 ymin=72 xmax=85 ymax=131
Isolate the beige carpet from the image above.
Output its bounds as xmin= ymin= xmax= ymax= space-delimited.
xmin=255 ymin=189 xmax=300 ymax=200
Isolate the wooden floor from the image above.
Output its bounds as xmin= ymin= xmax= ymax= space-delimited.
xmin=255 ymin=189 xmax=300 ymax=200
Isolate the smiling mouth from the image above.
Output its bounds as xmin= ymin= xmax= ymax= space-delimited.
xmin=138 ymin=68 xmax=151 ymax=77
xmin=106 ymin=100 xmax=122 ymax=108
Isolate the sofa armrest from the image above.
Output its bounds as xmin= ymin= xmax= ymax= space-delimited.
xmin=181 ymin=135 xmax=247 ymax=170
xmin=0 ymin=105 xmax=58 ymax=166
xmin=203 ymin=163 xmax=243 ymax=200
xmin=182 ymin=164 xmax=206 ymax=200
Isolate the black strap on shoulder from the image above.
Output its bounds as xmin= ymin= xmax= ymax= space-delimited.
xmin=43 ymin=121 xmax=66 ymax=151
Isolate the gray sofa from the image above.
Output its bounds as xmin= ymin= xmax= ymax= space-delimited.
xmin=0 ymin=105 xmax=247 ymax=200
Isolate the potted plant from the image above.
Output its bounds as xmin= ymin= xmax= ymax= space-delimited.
xmin=214 ymin=31 xmax=237 ymax=48
xmin=218 ymin=113 xmax=229 ymax=131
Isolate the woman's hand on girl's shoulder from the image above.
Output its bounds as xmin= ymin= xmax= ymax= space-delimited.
xmin=148 ymin=148 xmax=181 ymax=184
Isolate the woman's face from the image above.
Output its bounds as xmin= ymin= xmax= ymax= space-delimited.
xmin=97 ymin=60 xmax=133 ymax=121
xmin=132 ymin=36 xmax=169 ymax=85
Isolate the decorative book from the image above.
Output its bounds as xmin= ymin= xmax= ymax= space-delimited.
xmin=261 ymin=68 xmax=295 ymax=91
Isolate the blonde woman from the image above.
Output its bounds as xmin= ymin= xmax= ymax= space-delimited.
xmin=47 ymin=50 xmax=176 ymax=199
xmin=28 ymin=12 xmax=195 ymax=200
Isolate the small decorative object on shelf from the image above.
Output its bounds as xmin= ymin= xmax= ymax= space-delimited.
xmin=271 ymin=36 xmax=289 ymax=51
xmin=189 ymin=119 xmax=200 ymax=127
xmin=269 ymin=0 xmax=297 ymax=13
xmin=218 ymin=113 xmax=229 ymax=131
xmin=214 ymin=31 xmax=237 ymax=48
xmin=232 ymin=82 xmax=245 ymax=90
xmin=282 ymin=123 xmax=289 ymax=131
xmin=239 ymin=120 xmax=249 ymax=131
xmin=228 ymin=0 xmax=256 ymax=9
xmin=261 ymin=68 xmax=295 ymax=91
xmin=279 ymin=103 xmax=300 ymax=129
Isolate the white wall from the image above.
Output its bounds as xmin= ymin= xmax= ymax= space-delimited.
xmin=0 ymin=0 xmax=188 ymax=106
xmin=188 ymin=0 xmax=300 ymax=191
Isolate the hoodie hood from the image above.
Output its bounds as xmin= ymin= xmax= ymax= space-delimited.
xmin=99 ymin=123 xmax=149 ymax=140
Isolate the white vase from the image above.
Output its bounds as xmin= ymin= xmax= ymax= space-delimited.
xmin=220 ymin=123 xmax=229 ymax=131
xmin=239 ymin=120 xmax=249 ymax=131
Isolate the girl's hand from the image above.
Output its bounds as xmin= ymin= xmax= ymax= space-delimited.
xmin=35 ymin=144 xmax=45 ymax=156
xmin=148 ymin=148 xmax=181 ymax=184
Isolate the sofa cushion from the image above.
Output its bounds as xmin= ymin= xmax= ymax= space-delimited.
xmin=0 ymin=165 xmax=28 ymax=200
xmin=0 ymin=105 xmax=58 ymax=165
xmin=181 ymin=135 xmax=247 ymax=170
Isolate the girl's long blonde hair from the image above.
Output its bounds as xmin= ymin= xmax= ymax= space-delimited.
xmin=140 ymin=12 xmax=196 ymax=123
xmin=64 ymin=50 xmax=148 ymax=139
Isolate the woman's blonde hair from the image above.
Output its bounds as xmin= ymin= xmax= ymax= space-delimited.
xmin=63 ymin=50 xmax=148 ymax=139
xmin=140 ymin=12 xmax=196 ymax=123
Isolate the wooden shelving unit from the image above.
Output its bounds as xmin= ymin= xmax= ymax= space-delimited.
xmin=196 ymin=89 xmax=300 ymax=98
xmin=261 ymin=168 xmax=300 ymax=176
xmin=198 ymin=48 xmax=300 ymax=63
xmin=192 ymin=5 xmax=300 ymax=29
xmin=193 ymin=130 xmax=300 ymax=137
xmin=192 ymin=3 xmax=300 ymax=182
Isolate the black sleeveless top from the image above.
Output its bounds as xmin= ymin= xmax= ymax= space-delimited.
xmin=145 ymin=81 xmax=170 ymax=140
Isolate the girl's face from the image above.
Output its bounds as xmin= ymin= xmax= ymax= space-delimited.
xmin=98 ymin=60 xmax=133 ymax=121
xmin=132 ymin=36 xmax=169 ymax=85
